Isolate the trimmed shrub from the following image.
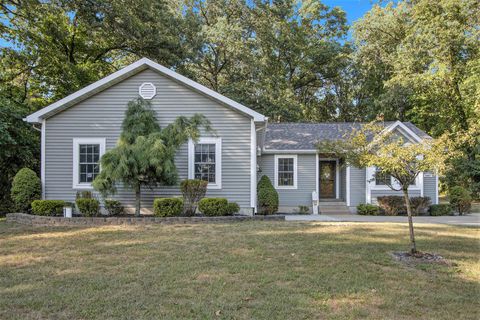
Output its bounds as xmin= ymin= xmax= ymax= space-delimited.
xmin=180 ymin=179 xmax=208 ymax=216
xmin=226 ymin=202 xmax=240 ymax=215
xmin=153 ymin=198 xmax=183 ymax=217
xmin=31 ymin=200 xmax=65 ymax=216
xmin=410 ymin=197 xmax=431 ymax=216
xmin=198 ymin=198 xmax=229 ymax=216
xmin=76 ymin=198 xmax=100 ymax=217
xmin=449 ymin=186 xmax=472 ymax=215
xmin=429 ymin=204 xmax=453 ymax=216
xmin=257 ymin=175 xmax=279 ymax=215
xmin=357 ymin=204 xmax=381 ymax=215
xmin=11 ymin=168 xmax=41 ymax=212
xmin=104 ymin=200 xmax=124 ymax=216
xmin=377 ymin=196 xmax=404 ymax=216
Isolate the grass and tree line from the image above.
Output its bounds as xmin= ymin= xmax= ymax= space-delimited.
xmin=1 ymin=0 xmax=479 ymax=213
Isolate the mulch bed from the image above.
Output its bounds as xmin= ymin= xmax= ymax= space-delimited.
xmin=391 ymin=251 xmax=454 ymax=267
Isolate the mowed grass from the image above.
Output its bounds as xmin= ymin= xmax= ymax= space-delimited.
xmin=0 ymin=220 xmax=479 ymax=319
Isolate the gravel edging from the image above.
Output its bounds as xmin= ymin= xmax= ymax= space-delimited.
xmin=5 ymin=212 xmax=285 ymax=226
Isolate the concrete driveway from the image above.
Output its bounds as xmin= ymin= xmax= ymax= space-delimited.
xmin=285 ymin=213 xmax=480 ymax=226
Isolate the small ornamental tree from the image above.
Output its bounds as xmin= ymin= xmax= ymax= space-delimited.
xmin=93 ymin=98 xmax=210 ymax=216
xmin=318 ymin=121 xmax=447 ymax=254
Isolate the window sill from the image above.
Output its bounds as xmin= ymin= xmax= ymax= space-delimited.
xmin=73 ymin=184 xmax=94 ymax=190
xmin=207 ymin=183 xmax=222 ymax=190
xmin=275 ymin=186 xmax=297 ymax=190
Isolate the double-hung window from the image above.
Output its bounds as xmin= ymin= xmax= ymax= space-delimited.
xmin=375 ymin=169 xmax=392 ymax=186
xmin=188 ymin=137 xmax=222 ymax=189
xmin=274 ymin=155 xmax=297 ymax=189
xmin=73 ymin=138 xmax=106 ymax=189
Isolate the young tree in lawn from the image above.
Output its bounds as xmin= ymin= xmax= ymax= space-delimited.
xmin=318 ymin=121 xmax=447 ymax=254
xmin=93 ymin=98 xmax=211 ymax=216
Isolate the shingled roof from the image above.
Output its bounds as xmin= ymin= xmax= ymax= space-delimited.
xmin=263 ymin=121 xmax=431 ymax=151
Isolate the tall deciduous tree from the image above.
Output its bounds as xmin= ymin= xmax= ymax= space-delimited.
xmin=318 ymin=121 xmax=448 ymax=253
xmin=93 ymin=99 xmax=211 ymax=216
xmin=0 ymin=0 xmax=188 ymax=108
xmin=182 ymin=0 xmax=352 ymax=122
xmin=353 ymin=0 xmax=479 ymax=197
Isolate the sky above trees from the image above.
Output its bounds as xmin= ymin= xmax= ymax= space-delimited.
xmin=0 ymin=0 xmax=376 ymax=48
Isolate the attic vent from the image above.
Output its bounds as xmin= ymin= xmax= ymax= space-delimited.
xmin=139 ymin=82 xmax=156 ymax=99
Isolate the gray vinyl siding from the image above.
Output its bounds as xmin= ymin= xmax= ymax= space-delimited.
xmin=259 ymin=154 xmax=316 ymax=210
xmin=371 ymin=190 xmax=421 ymax=203
xmin=44 ymin=68 xmax=252 ymax=211
xmin=423 ymin=173 xmax=437 ymax=203
xmin=349 ymin=167 xmax=366 ymax=206
xmin=340 ymin=166 xmax=346 ymax=200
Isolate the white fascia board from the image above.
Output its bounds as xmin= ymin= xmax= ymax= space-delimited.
xmin=25 ymin=58 xmax=266 ymax=123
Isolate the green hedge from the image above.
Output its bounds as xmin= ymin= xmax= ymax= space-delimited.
xmin=429 ymin=204 xmax=453 ymax=216
xmin=11 ymin=168 xmax=41 ymax=212
xmin=104 ymin=200 xmax=124 ymax=216
xmin=257 ymin=175 xmax=278 ymax=215
xmin=153 ymin=198 xmax=184 ymax=217
xmin=76 ymin=198 xmax=100 ymax=217
xmin=31 ymin=200 xmax=65 ymax=216
xmin=226 ymin=202 xmax=240 ymax=215
xmin=448 ymin=186 xmax=472 ymax=215
xmin=357 ymin=204 xmax=381 ymax=215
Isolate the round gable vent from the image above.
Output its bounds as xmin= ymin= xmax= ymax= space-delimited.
xmin=139 ymin=82 xmax=156 ymax=99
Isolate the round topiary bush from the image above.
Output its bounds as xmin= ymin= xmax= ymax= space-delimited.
xmin=153 ymin=198 xmax=184 ymax=217
xmin=10 ymin=168 xmax=41 ymax=212
xmin=76 ymin=198 xmax=100 ymax=217
xmin=226 ymin=202 xmax=240 ymax=215
xmin=31 ymin=200 xmax=65 ymax=216
xmin=357 ymin=204 xmax=380 ymax=215
xmin=198 ymin=198 xmax=229 ymax=216
xmin=257 ymin=175 xmax=278 ymax=215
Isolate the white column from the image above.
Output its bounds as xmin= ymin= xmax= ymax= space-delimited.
xmin=346 ymin=166 xmax=351 ymax=206
xmin=250 ymin=119 xmax=257 ymax=214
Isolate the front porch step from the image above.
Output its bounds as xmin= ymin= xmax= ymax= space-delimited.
xmin=318 ymin=201 xmax=351 ymax=215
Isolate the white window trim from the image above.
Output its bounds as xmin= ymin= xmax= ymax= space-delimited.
xmin=274 ymin=154 xmax=298 ymax=189
xmin=366 ymin=166 xmax=424 ymax=203
xmin=188 ymin=137 xmax=222 ymax=190
xmin=72 ymin=138 xmax=106 ymax=189
xmin=369 ymin=167 xmax=422 ymax=191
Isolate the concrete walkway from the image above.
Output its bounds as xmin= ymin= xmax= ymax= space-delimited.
xmin=285 ymin=213 xmax=480 ymax=226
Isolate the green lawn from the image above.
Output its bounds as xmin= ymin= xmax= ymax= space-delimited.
xmin=0 ymin=220 xmax=478 ymax=319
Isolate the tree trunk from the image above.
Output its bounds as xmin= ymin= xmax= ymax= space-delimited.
xmin=135 ymin=184 xmax=141 ymax=217
xmin=403 ymin=188 xmax=417 ymax=254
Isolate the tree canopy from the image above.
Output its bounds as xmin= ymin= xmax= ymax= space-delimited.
xmin=0 ymin=0 xmax=478 ymax=213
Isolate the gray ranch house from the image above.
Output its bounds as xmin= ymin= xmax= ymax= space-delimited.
xmin=25 ymin=58 xmax=438 ymax=215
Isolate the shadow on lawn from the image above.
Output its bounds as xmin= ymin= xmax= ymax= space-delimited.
xmin=0 ymin=221 xmax=479 ymax=319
